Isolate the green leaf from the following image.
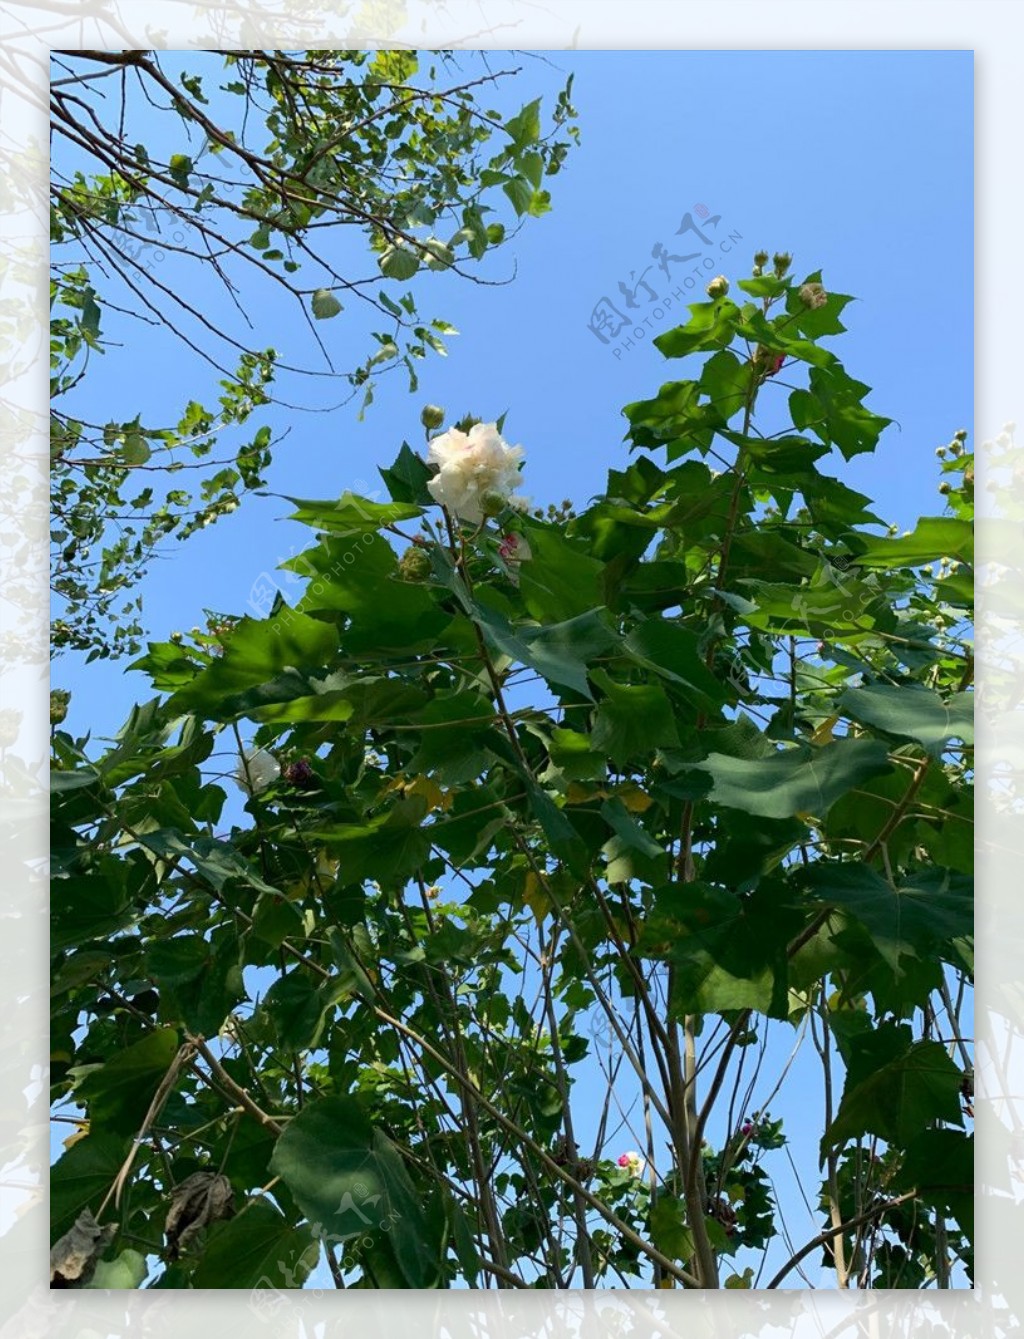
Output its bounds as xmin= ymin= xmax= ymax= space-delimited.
xmin=50 ymin=1132 xmax=130 ymax=1244
xmin=285 ymin=492 xmax=422 ymax=535
xmin=121 ymin=431 xmax=151 ymax=466
xmin=590 ymin=670 xmax=680 ymax=765
xmin=623 ymin=379 xmax=705 ymax=450
xmin=76 ymin=1028 xmax=180 ymax=1135
xmin=518 ymin=525 xmax=605 ymax=622
xmin=623 ymin=619 xmax=727 ymax=708
xmin=824 ymin=1022 xmax=964 ymax=1151
xmin=263 ymin=970 xmax=327 ymax=1051
xmin=145 ymin=934 xmax=210 ymax=987
xmin=81 ymin=286 xmax=101 ymax=338
xmin=379 ymin=245 xmax=420 ymax=281
xmin=293 ymin=533 xmax=446 ymax=654
xmin=86 ymin=1248 xmax=147 ymax=1289
xmin=648 ymin=1194 xmax=694 ymax=1263
xmin=544 ymin=727 xmax=607 ymax=781
xmin=502 ymin=175 xmax=533 ymax=216
xmin=528 ymin=783 xmax=591 ymax=877
xmin=840 ymin=683 xmax=973 ymax=754
xmin=653 ymin=300 xmax=740 ymax=360
xmin=736 ymin=275 xmax=789 ymax=299
xmin=407 ymin=691 xmax=501 ymax=784
xmin=422 ymin=238 xmax=454 ymax=270
xmin=191 ymin=1199 xmax=319 ymax=1289
xmin=311 ymin=288 xmax=343 ymax=319
xmin=699 ymin=349 xmax=752 ymax=419
xmin=379 ymin=442 xmax=433 ymax=505
xmin=642 ymin=881 xmax=799 ymax=1017
xmin=51 ymin=865 xmax=134 ymax=952
xmin=269 ymin=1095 xmax=439 ymax=1286
xmin=698 ymin=738 xmax=892 ymax=819
xmin=168 ymin=154 xmax=193 ymax=187
xmin=448 ymin=1196 xmax=481 ymax=1284
xmin=802 ymin=864 xmax=973 ymax=974
xmin=851 ymin=517 xmax=974 ymax=569
xmin=134 ymin=831 xmax=280 ymax=897
xmin=168 ymin=607 xmax=339 ymax=719
xmin=894 ymin=1129 xmax=973 ymax=1241
xmin=505 ymin=98 xmax=542 ymax=148
xmin=313 ymin=801 xmax=431 ymax=885
xmin=789 ymin=365 xmax=892 ymax=460
xmin=448 ymin=568 xmax=616 ymax=699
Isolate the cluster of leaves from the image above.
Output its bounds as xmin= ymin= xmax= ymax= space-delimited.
xmin=50 ymin=256 xmax=972 ymax=1289
xmin=50 ymin=48 xmax=579 ymax=658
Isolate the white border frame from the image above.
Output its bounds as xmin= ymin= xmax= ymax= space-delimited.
xmin=3 ymin=3 xmax=1015 ymax=1334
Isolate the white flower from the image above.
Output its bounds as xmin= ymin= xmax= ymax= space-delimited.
xmin=234 ymin=746 xmax=280 ymax=795
xmin=425 ymin=421 xmax=525 ymax=523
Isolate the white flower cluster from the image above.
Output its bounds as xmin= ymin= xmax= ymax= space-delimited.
xmin=426 ymin=422 xmax=528 ymax=523
xmin=233 ymin=746 xmax=280 ymax=795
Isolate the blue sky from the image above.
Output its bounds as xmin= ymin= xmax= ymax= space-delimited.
xmin=51 ymin=48 xmax=973 ymax=1288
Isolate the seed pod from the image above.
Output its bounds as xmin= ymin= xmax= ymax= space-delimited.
xmin=50 ymin=1209 xmax=116 ymax=1288
xmin=164 ymin=1171 xmax=235 ymax=1261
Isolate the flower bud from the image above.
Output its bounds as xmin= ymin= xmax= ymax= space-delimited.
xmin=706 ymin=274 xmax=729 ymax=299
xmin=50 ymin=689 xmax=71 ymax=726
xmin=399 ymin=546 xmax=432 ymax=581
xmin=480 ymin=489 xmax=507 ymax=517
xmin=798 ymin=281 xmax=828 ymax=310
xmin=938 ymin=481 xmax=951 ymax=495
xmin=284 ymin=758 xmax=317 ymax=789
xmin=753 ymin=250 xmax=769 ymax=267
xmin=954 ymin=428 xmax=968 ymax=440
xmin=772 ymin=251 xmax=793 ymax=277
xmin=420 ymin=404 xmax=445 ymax=430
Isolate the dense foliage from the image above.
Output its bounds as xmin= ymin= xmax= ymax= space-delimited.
xmin=51 ymin=255 xmax=973 ymax=1290
xmin=50 ymin=48 xmax=578 ymax=659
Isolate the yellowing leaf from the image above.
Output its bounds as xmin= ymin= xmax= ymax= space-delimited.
xmin=617 ymin=782 xmax=654 ymax=813
xmin=725 ymin=1267 xmax=754 ymax=1288
xmin=387 ymin=774 xmax=446 ymax=812
xmin=566 ymin=781 xmax=604 ymax=805
xmin=63 ymin=1121 xmax=90 ymax=1150
xmin=811 ymin=713 xmax=840 ymax=745
xmin=522 ymin=871 xmax=551 ymax=925
xmin=405 ymin=775 xmax=447 ymax=811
